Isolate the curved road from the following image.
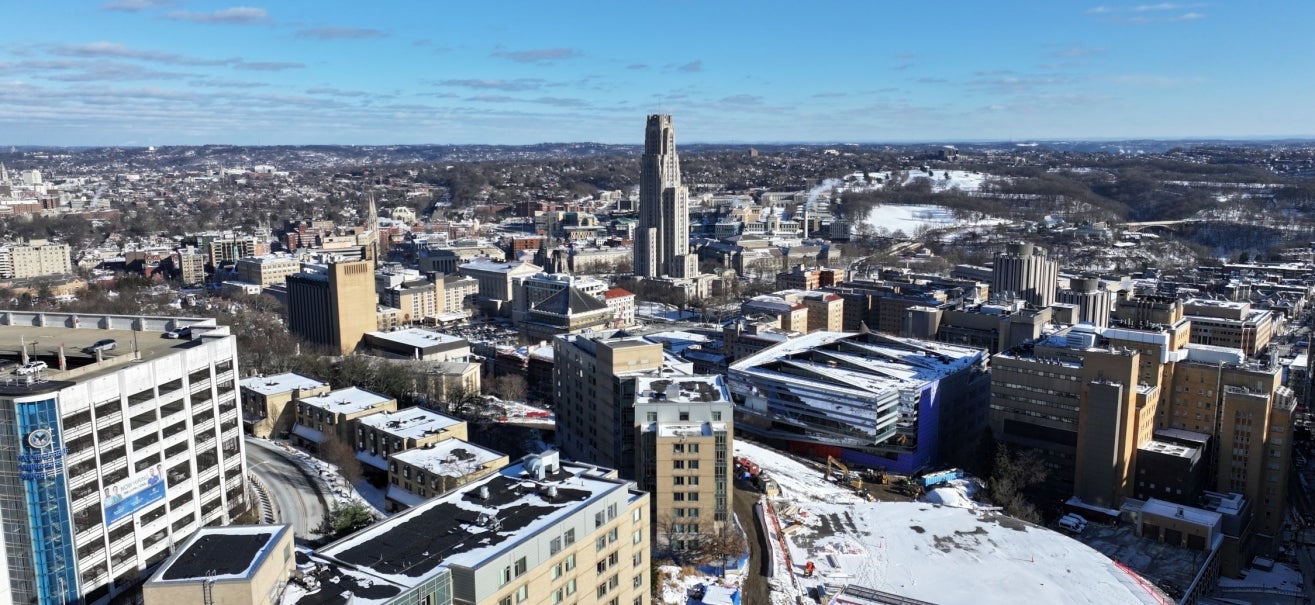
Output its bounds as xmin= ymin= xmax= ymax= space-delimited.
xmin=246 ymin=437 xmax=329 ymax=540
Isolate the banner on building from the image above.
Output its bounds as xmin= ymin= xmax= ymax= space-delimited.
xmin=102 ymin=465 xmax=167 ymax=525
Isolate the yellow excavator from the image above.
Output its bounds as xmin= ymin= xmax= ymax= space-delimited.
xmin=826 ymin=456 xmax=863 ymax=490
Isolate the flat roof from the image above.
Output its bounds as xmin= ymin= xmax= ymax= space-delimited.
xmin=0 ymin=314 xmax=224 ymax=389
xmin=390 ymin=439 xmax=506 ymax=477
xmin=155 ymin=525 xmax=288 ymax=582
xmin=364 ymin=328 xmax=467 ymax=351
xmin=356 ymin=407 xmax=462 ymax=440
xmin=315 ymin=455 xmax=637 ymax=587
xmin=633 ymin=374 xmax=730 ymax=404
xmin=240 ymin=372 xmax=328 ymax=397
xmin=299 ymin=387 xmax=393 ymax=414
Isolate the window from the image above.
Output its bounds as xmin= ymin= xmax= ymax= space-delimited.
xmin=672 ymin=444 xmax=684 ymax=454
xmin=596 ymin=511 xmax=606 ymax=528
xmin=566 ymin=579 xmax=576 ymax=596
xmin=679 ymin=412 xmax=690 ymax=421
xmin=565 ymin=554 xmax=576 ymax=571
xmin=597 ymin=536 xmax=607 ymax=552
xmin=598 ymin=583 xmax=608 ymax=598
xmin=501 ymin=565 xmax=512 ymax=586
xmin=609 ymin=551 xmax=619 ymax=566
xmin=499 ymin=598 xmax=512 ymax=605
xmin=646 ymin=412 xmax=657 ymax=422
xmin=633 ymin=530 xmax=642 ymax=545
xmin=514 ymin=556 xmax=527 ymax=577
xmin=633 ymin=508 xmax=642 ymax=522
xmin=552 ymin=588 xmax=563 ymax=605
xmin=550 ymin=536 xmax=562 ymax=555
xmin=609 ymin=528 xmax=618 ymax=543
xmin=552 ymin=563 xmax=562 ymax=580
xmin=712 ymin=411 xmax=722 ymax=421
xmin=672 ymin=493 xmax=685 ymax=501
xmin=608 ymin=503 xmax=617 ymax=520
xmin=564 ymin=529 xmax=576 ymax=545
xmin=516 ymin=585 xmax=528 ymax=603
xmin=689 ymin=444 xmax=700 ymax=453
xmin=672 ymin=460 xmax=684 ymax=469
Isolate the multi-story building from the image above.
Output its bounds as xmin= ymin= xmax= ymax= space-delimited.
xmin=385 ymin=439 xmax=508 ymax=510
xmin=1183 ymin=298 xmax=1275 ymax=356
xmin=1 ymin=239 xmax=73 ymax=279
xmin=457 ymin=259 xmax=542 ymax=316
xmin=632 ymin=375 xmax=734 ymax=553
xmin=635 ymin=114 xmax=697 ymax=280
xmin=235 ymin=254 xmax=301 ymax=288
xmin=728 ymin=331 xmax=989 ymax=475
xmin=1056 ymin=276 xmax=1113 ymax=328
xmin=353 ymin=406 xmax=468 ymax=472
xmin=603 ymin=287 xmax=637 ymax=328
xmin=418 ymin=242 xmax=507 ymax=275
xmin=741 ymin=295 xmax=808 ymax=333
xmin=438 ymin=273 xmax=479 ymax=317
xmin=239 ymin=372 xmax=331 ymax=439
xmin=361 ymin=327 xmax=471 ymax=362
xmin=286 ymin=260 xmax=377 ymax=354
xmin=378 ymin=276 xmax=444 ymax=324
xmin=553 ymin=332 xmax=735 ymax=550
xmin=301 ymin=452 xmax=650 ymax=605
xmin=775 ymin=266 xmax=843 ymax=291
xmin=175 ymin=246 xmax=207 ymax=285
xmin=206 ymin=237 xmax=266 ymax=267
xmin=0 ymin=311 xmax=246 ymax=605
xmin=290 ymin=387 xmax=397 ymax=451
xmin=991 ymin=319 xmax=1296 ymax=544
xmin=991 ymin=242 xmax=1058 ymax=307
xmin=511 ymin=273 xmax=613 ymax=341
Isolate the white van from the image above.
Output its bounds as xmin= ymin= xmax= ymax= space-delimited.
xmin=1058 ymin=514 xmax=1087 ymax=533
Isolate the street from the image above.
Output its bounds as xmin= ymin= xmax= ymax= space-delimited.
xmin=246 ymin=437 xmax=330 ymax=540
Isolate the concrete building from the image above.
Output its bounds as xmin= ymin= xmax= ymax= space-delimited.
xmin=175 ymin=246 xmax=207 ymax=285
xmin=635 ymin=115 xmax=697 ymax=279
xmin=1183 ymin=298 xmax=1274 ymax=356
xmin=457 ymin=259 xmax=542 ymax=316
xmin=207 ymin=237 xmax=265 ymax=267
xmin=741 ymin=295 xmax=808 ymax=333
xmin=727 ymin=331 xmax=989 ymax=475
xmin=239 ymin=372 xmax=332 ymax=439
xmin=418 ymin=242 xmax=507 ymax=275
xmin=1056 ymin=276 xmax=1114 ymax=328
xmin=1 ymin=239 xmax=73 ymax=279
xmin=290 ymin=387 xmax=397 ymax=452
xmin=235 ymin=254 xmax=301 ymax=288
xmin=286 ymin=260 xmax=377 ymax=354
xmin=0 ymin=311 xmax=246 ymax=605
xmin=439 ymin=273 xmax=479 ymax=317
xmin=991 ymin=243 xmax=1058 ymax=307
xmin=297 ymin=452 xmax=650 ymax=605
xmin=143 ymin=525 xmax=294 ymax=605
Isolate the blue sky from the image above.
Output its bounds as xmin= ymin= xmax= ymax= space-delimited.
xmin=1 ymin=1 xmax=1309 ymax=145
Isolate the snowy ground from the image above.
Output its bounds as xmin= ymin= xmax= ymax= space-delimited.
xmin=280 ymin=441 xmax=385 ymax=517
xmin=863 ymin=204 xmax=1010 ymax=238
xmin=735 ymin=440 xmax=1170 ymax=604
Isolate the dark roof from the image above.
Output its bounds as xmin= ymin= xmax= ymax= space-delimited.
xmin=290 ymin=561 xmax=404 ymax=605
xmin=326 ymin=472 xmax=589 ymax=577
xmin=161 ymin=532 xmax=274 ymax=580
xmin=531 ymin=287 xmax=610 ymax=315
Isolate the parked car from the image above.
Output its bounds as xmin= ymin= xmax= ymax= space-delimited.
xmin=163 ymin=327 xmax=191 ymax=339
xmin=84 ymin=338 xmax=117 ymax=354
xmin=15 ymin=361 xmax=48 ymax=375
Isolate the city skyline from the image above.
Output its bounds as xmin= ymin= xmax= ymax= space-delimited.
xmin=2 ymin=1 xmax=1313 ymax=146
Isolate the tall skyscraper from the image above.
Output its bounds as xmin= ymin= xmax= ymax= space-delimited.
xmin=635 ymin=115 xmax=696 ymax=279
xmin=286 ymin=259 xmax=376 ymax=354
xmin=992 ymin=242 xmax=1058 ymax=307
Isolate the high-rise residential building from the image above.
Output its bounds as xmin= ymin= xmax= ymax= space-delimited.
xmin=635 ymin=115 xmax=696 ymax=280
xmin=0 ymin=311 xmax=246 ymax=605
xmin=286 ymin=260 xmax=377 ymax=354
xmin=991 ymin=243 xmax=1058 ymax=307
xmin=174 ymin=247 xmax=207 ymax=285
xmin=1 ymin=239 xmax=73 ymax=279
xmin=554 ymin=331 xmax=734 ymax=551
xmin=205 ymin=236 xmax=266 ymax=267
xmin=1056 ymin=276 xmax=1113 ymax=328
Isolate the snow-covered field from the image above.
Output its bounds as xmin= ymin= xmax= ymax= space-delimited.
xmin=735 ymin=440 xmax=1170 ymax=605
xmin=863 ymin=204 xmax=1010 ymax=237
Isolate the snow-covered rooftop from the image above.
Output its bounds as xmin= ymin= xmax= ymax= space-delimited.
xmin=389 ymin=439 xmax=505 ymax=479
xmin=356 ymin=407 xmax=463 ymax=440
xmin=299 ymin=387 xmax=393 ymax=415
xmin=239 ymin=372 xmax=328 ymax=396
xmin=364 ymin=327 xmax=466 ymax=350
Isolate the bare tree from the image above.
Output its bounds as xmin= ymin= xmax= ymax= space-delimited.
xmin=321 ymin=432 xmax=363 ymax=487
xmin=483 ymin=373 xmax=528 ymax=402
xmin=697 ymin=523 xmax=749 ymax=577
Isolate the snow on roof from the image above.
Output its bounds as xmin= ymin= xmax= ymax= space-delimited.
xmin=389 ymin=439 xmax=505 ymax=478
xmin=1141 ymin=498 xmax=1222 ymax=528
xmin=365 ymin=327 xmax=466 ymax=350
xmin=239 ymin=372 xmax=328 ymax=396
xmin=153 ymin=525 xmax=288 ymax=583
xmin=315 ymin=456 xmax=638 ymax=588
xmin=734 ymin=440 xmax=1166 ymax=605
xmin=356 ymin=407 xmax=462 ymax=440
xmin=299 ymin=387 xmax=393 ymax=415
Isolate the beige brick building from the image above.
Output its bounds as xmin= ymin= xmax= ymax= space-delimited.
xmin=239 ymin=372 xmax=331 ymax=439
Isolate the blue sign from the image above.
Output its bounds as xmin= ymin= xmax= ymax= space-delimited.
xmin=103 ymin=467 xmax=167 ymax=525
